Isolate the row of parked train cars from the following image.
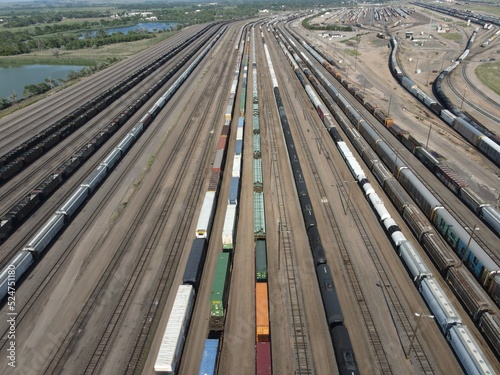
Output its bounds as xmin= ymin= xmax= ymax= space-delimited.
xmin=263 ymin=34 xmax=360 ymax=375
xmin=0 ymin=26 xmax=227 ymax=302
xmin=0 ymin=23 xmax=219 ymax=181
xmin=390 ymin=32 xmax=500 ymax=166
xmin=154 ymin=24 xmax=247 ymax=375
xmin=296 ymin=29 xmax=500 ymax=236
xmin=0 ymin=24 xmax=223 ymax=242
xmin=276 ymin=26 xmax=500 ymax=367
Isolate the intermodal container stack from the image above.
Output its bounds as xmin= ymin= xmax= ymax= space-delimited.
xmin=251 ymin=26 xmax=272 ymax=374
xmin=198 ymin=339 xmax=219 ymax=375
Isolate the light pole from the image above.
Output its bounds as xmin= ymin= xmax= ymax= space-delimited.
xmin=460 ymin=225 xmax=479 ymax=267
xmin=407 ymin=312 xmax=434 ymax=359
xmin=278 ymin=221 xmax=281 ymax=270
xmin=343 ymin=180 xmax=357 ymax=215
xmin=388 ymin=94 xmax=392 ymax=116
xmin=460 ymin=86 xmax=468 ymax=109
xmin=425 ymin=123 xmax=433 ymax=149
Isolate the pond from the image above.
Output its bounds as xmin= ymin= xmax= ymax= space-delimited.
xmin=81 ymin=22 xmax=180 ymax=38
xmin=0 ymin=64 xmax=84 ymax=99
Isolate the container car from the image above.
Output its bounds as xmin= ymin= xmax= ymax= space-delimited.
xmin=182 ymin=238 xmax=208 ymax=290
xmin=209 ymin=253 xmax=231 ymax=331
xmin=196 ymin=192 xmax=217 ymax=239
xmin=222 ymin=204 xmax=237 ymax=251
xmin=198 ymin=339 xmax=219 ymax=375
xmin=255 ymin=342 xmax=272 ymax=375
xmin=154 ymin=285 xmax=194 ymax=375
xmin=255 ymin=282 xmax=270 ymax=342
xmin=255 ymin=240 xmax=268 ymax=282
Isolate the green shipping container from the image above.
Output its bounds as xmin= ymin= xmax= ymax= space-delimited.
xmin=209 ymin=253 xmax=231 ymax=331
xmin=253 ymin=133 xmax=261 ymax=159
xmin=255 ymin=239 xmax=268 ymax=282
xmin=253 ymin=158 xmax=263 ymax=192
xmin=254 ymin=192 xmax=266 ymax=238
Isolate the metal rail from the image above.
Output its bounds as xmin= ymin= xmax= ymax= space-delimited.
xmin=261 ymin=44 xmax=314 ymax=374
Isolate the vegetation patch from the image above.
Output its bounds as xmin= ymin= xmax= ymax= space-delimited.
xmin=302 ymin=12 xmax=352 ymax=32
xmin=440 ymin=33 xmax=461 ymax=41
xmin=475 ymin=62 xmax=500 ymax=96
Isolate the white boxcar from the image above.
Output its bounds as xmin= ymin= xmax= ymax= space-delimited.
xmin=0 ymin=251 xmax=34 ymax=300
xmin=56 ymin=186 xmax=89 ymax=217
xmin=480 ymin=206 xmax=500 ymax=235
xmin=195 ymin=192 xmax=216 ymax=239
xmin=399 ymin=241 xmax=432 ymax=281
xmin=420 ymin=278 xmax=461 ymax=333
xmin=154 ymin=285 xmax=195 ymax=375
xmin=23 ymin=214 xmax=65 ymax=255
xmin=236 ymin=127 xmax=244 ymax=142
xmin=447 ymin=325 xmax=495 ymax=375
xmin=440 ymin=110 xmax=456 ymax=126
xmin=232 ymin=155 xmax=241 ymax=178
xmin=81 ymin=165 xmax=108 ymax=192
xmin=222 ymin=204 xmax=237 ymax=250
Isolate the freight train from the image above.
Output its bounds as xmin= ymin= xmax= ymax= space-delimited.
xmin=389 ymin=34 xmax=500 ymax=166
xmin=0 ymin=24 xmax=223 ymax=243
xmin=0 ymin=24 xmax=219 ymax=182
xmin=284 ymin=29 xmax=500 ymax=236
xmin=263 ymin=35 xmax=359 ymax=375
xmin=0 ymin=27 xmax=227 ymax=303
xmin=289 ymin=32 xmax=500 ymax=305
xmin=276 ymin=26 xmax=500 ymax=363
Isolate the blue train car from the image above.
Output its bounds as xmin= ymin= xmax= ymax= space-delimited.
xmin=199 ymin=339 xmax=219 ymax=375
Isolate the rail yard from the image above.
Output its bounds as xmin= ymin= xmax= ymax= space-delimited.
xmin=0 ymin=4 xmax=499 ymax=375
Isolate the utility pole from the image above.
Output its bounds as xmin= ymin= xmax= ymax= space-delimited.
xmin=407 ymin=313 xmax=434 ymax=359
xmin=425 ymin=123 xmax=433 ymax=149
xmin=460 ymin=86 xmax=468 ymax=109
xmin=460 ymin=225 xmax=479 ymax=267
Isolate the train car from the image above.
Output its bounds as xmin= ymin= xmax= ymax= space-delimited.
xmin=254 ymin=192 xmax=266 ymax=238
xmin=307 ymin=226 xmax=326 ymax=266
xmin=398 ymin=241 xmax=433 ymax=282
xmin=420 ymin=278 xmax=462 ymax=333
xmin=256 ymin=240 xmax=268 ymax=282
xmin=447 ymin=325 xmax=495 ymax=375
xmin=80 ymin=165 xmax=108 ymax=192
xmin=154 ymin=285 xmax=195 ymax=375
xmin=446 ymin=266 xmax=492 ymax=321
xmin=255 ymin=342 xmax=272 ymax=375
xmin=222 ymin=204 xmax=237 ymax=251
xmin=398 ymin=168 xmax=442 ymax=218
xmin=433 ymin=208 xmax=499 ymax=286
xmin=478 ymin=312 xmax=500 ymax=357
xmin=256 ymin=282 xmax=270 ymax=342
xmin=56 ymin=186 xmax=89 ymax=217
xmin=196 ymin=192 xmax=217 ymax=239
xmin=421 ymin=232 xmax=458 ymax=272
xmin=330 ymin=325 xmax=360 ymax=375
xmin=0 ymin=251 xmax=34 ymax=301
xmin=209 ymin=252 xmax=231 ymax=331
xmin=23 ymin=213 xmax=65 ymax=255
xmin=480 ymin=206 xmax=500 ymax=235
xmin=229 ymin=177 xmax=240 ymax=205
xmin=182 ymin=238 xmax=208 ymax=290
xmin=198 ymin=339 xmax=219 ymax=375
xmin=316 ymin=264 xmax=344 ymax=326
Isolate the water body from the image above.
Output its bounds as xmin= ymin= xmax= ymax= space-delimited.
xmin=82 ymin=22 xmax=180 ymax=38
xmin=0 ymin=64 xmax=84 ymax=99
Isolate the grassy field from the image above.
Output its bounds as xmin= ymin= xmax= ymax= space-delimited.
xmin=0 ymin=29 xmax=178 ymax=66
xmin=476 ymin=61 xmax=500 ymax=96
xmin=440 ymin=33 xmax=462 ymax=41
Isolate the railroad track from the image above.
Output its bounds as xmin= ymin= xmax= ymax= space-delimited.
xmin=275 ymin=35 xmax=436 ymax=373
xmin=0 ymin=29 xmax=198 ymax=150
xmin=43 ymin=35 xmax=229 ymax=375
xmin=260 ymin=45 xmax=314 ymax=375
xmin=0 ymin=29 xmax=227 ymax=372
xmin=0 ymin=42 xmax=206 ymax=265
xmin=446 ymin=62 xmax=500 ymax=123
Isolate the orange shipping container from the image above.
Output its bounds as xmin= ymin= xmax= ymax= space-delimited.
xmin=255 ymin=283 xmax=270 ymax=342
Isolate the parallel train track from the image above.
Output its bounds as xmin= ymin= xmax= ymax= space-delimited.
xmin=259 ymin=46 xmax=315 ymax=374
xmin=275 ymin=28 xmax=436 ymax=374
